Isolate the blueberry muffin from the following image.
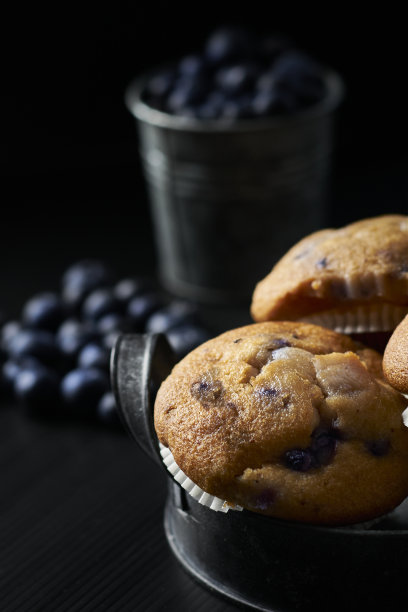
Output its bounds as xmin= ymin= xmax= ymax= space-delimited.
xmin=250 ymin=216 xmax=408 ymax=345
xmin=383 ymin=314 xmax=408 ymax=394
xmin=154 ymin=321 xmax=408 ymax=525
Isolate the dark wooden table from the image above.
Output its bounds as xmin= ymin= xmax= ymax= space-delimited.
xmin=0 ymin=401 xmax=244 ymax=611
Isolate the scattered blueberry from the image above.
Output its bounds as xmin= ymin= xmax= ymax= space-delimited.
xmin=1 ymin=360 xmax=22 ymax=395
xmin=127 ymin=292 xmax=164 ymax=331
xmin=96 ymin=313 xmax=131 ymax=336
xmin=61 ymin=368 xmax=110 ymax=416
xmin=1 ymin=261 xmax=211 ymax=426
xmin=101 ymin=331 xmax=121 ymax=351
xmin=113 ymin=277 xmax=156 ymax=306
xmin=14 ymin=366 xmax=60 ymax=416
xmin=166 ymin=323 xmax=211 ymax=359
xmin=78 ymin=343 xmax=110 ymax=371
xmin=9 ymin=329 xmax=60 ymax=367
xmin=62 ymin=259 xmax=112 ymax=312
xmin=1 ymin=320 xmax=23 ymax=351
xmin=22 ymin=292 xmax=65 ymax=332
xmin=82 ymin=288 xmax=121 ymax=322
xmin=97 ymin=392 xmax=121 ymax=427
xmin=56 ymin=319 xmax=99 ymax=362
xmin=146 ymin=301 xmax=200 ymax=334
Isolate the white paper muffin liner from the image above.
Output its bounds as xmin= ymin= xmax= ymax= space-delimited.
xmin=299 ymin=303 xmax=408 ymax=334
xmin=159 ymin=443 xmax=243 ymax=513
xmin=402 ymin=398 xmax=408 ymax=427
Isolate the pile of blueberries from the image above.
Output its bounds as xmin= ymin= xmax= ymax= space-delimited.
xmin=0 ymin=260 xmax=211 ymax=427
xmin=142 ymin=26 xmax=327 ymax=120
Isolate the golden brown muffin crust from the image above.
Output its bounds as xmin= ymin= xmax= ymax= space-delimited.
xmin=154 ymin=321 xmax=408 ymax=525
xmin=251 ymin=215 xmax=408 ymax=323
xmin=383 ymin=314 xmax=408 ymax=393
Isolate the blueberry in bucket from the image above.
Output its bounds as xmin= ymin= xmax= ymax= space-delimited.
xmin=141 ymin=26 xmax=328 ymax=120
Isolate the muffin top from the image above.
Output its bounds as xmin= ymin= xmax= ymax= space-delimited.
xmin=154 ymin=321 xmax=408 ymax=525
xmin=250 ymin=215 xmax=408 ymax=325
xmin=383 ymin=314 xmax=408 ymax=393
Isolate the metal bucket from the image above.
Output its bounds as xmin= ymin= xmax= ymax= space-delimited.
xmin=125 ymin=70 xmax=344 ymax=303
xmin=112 ymin=333 xmax=408 ymax=612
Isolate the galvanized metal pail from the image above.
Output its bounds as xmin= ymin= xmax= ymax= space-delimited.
xmin=125 ymin=70 xmax=344 ymax=303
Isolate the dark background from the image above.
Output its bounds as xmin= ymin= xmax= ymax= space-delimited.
xmin=1 ymin=6 xmax=408 ymax=610
xmin=2 ymin=3 xmax=408 ymax=314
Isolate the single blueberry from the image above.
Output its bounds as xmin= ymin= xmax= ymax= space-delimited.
xmin=61 ymin=368 xmax=110 ymax=416
xmin=56 ymin=319 xmax=99 ymax=361
xmin=96 ymin=392 xmax=122 ymax=428
xmin=9 ymin=329 xmax=60 ymax=367
xmin=257 ymin=387 xmax=279 ymax=398
xmin=143 ymin=69 xmax=177 ymax=109
xmin=311 ymin=432 xmax=337 ymax=466
xmin=253 ymin=87 xmax=298 ymax=115
xmin=101 ymin=331 xmax=121 ymax=350
xmin=96 ymin=313 xmax=131 ymax=336
xmin=190 ymin=378 xmax=223 ymax=402
xmin=195 ymin=104 xmax=218 ymax=120
xmin=178 ymin=54 xmax=208 ymax=79
xmin=196 ymin=94 xmax=225 ymax=119
xmin=221 ymin=95 xmax=254 ymax=119
xmin=62 ymin=259 xmax=112 ymax=312
xmin=316 ymin=257 xmax=328 ymax=269
xmin=166 ymin=324 xmax=211 ymax=359
xmin=145 ymin=300 xmax=200 ymax=334
xmin=256 ymin=68 xmax=277 ymax=92
xmin=272 ymin=51 xmax=326 ymax=105
xmin=82 ymin=288 xmax=122 ymax=322
xmin=1 ymin=360 xmax=21 ymax=396
xmin=367 ymin=439 xmax=390 ymax=457
xmin=1 ymin=320 xmax=23 ymax=351
xmin=215 ymin=62 xmax=259 ymax=95
xmin=77 ymin=343 xmax=110 ymax=371
xmin=251 ymin=90 xmax=279 ymax=116
xmin=14 ymin=366 xmax=60 ymax=416
xmin=2 ymin=356 xmax=45 ymax=396
xmin=113 ymin=277 xmax=157 ymax=306
xmin=204 ymin=26 xmax=254 ymax=65
xmin=253 ymin=488 xmax=277 ymax=510
xmin=127 ymin=292 xmax=164 ymax=331
xmin=22 ymin=292 xmax=65 ymax=332
xmin=284 ymin=448 xmax=313 ymax=472
xmin=165 ymin=77 xmax=209 ymax=114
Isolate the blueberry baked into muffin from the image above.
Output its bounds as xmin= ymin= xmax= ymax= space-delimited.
xmin=250 ymin=215 xmax=408 ymax=343
xmin=154 ymin=321 xmax=408 ymax=525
